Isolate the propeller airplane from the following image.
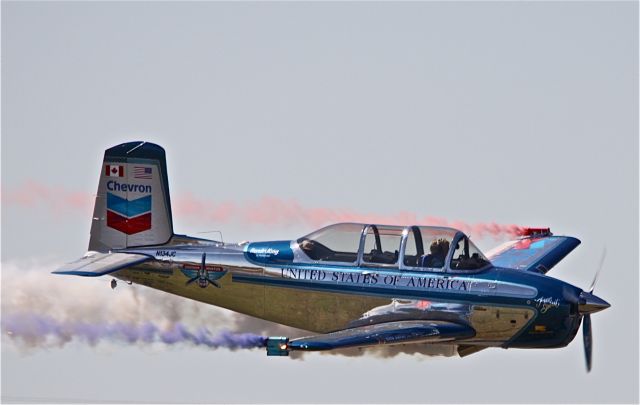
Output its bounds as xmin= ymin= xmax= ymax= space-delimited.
xmin=54 ymin=141 xmax=610 ymax=370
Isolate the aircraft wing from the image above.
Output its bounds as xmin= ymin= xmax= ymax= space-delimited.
xmin=267 ymin=320 xmax=475 ymax=355
xmin=486 ymin=235 xmax=581 ymax=274
xmin=52 ymin=252 xmax=151 ymax=277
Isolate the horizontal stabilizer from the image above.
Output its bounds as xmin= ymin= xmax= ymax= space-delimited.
xmin=486 ymin=235 xmax=581 ymax=273
xmin=52 ymin=252 xmax=151 ymax=277
xmin=266 ymin=320 xmax=474 ymax=355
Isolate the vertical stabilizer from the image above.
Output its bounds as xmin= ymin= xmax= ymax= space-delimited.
xmin=89 ymin=141 xmax=174 ymax=251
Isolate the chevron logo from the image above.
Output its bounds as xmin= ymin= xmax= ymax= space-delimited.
xmin=106 ymin=192 xmax=152 ymax=235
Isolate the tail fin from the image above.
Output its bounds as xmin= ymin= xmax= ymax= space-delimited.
xmin=88 ymin=141 xmax=174 ymax=252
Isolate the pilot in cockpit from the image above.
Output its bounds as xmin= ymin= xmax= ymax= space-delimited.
xmin=420 ymin=238 xmax=450 ymax=268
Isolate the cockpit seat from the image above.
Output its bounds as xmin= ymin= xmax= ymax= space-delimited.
xmin=419 ymin=254 xmax=445 ymax=269
xmin=367 ymin=249 xmax=398 ymax=264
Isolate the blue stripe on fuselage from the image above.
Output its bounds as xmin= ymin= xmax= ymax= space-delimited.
xmin=232 ymin=273 xmax=529 ymax=307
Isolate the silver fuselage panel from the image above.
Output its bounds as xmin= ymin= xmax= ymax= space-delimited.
xmin=115 ymin=243 xmax=536 ymax=347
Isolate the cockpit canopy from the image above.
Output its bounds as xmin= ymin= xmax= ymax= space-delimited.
xmin=296 ymin=223 xmax=490 ymax=272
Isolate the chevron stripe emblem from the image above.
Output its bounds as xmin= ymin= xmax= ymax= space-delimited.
xmin=106 ymin=193 xmax=152 ymax=234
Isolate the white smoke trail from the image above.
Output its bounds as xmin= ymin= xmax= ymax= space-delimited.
xmin=0 ymin=260 xmax=264 ymax=351
xmin=1 ymin=261 xmax=458 ymax=359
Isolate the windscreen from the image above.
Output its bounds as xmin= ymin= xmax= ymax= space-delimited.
xmin=297 ymin=223 xmax=364 ymax=263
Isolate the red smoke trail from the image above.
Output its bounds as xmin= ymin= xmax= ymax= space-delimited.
xmin=2 ymin=181 xmax=525 ymax=239
xmin=173 ymin=193 xmax=525 ymax=239
xmin=1 ymin=180 xmax=95 ymax=217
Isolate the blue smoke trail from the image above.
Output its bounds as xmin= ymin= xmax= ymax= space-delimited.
xmin=2 ymin=313 xmax=267 ymax=350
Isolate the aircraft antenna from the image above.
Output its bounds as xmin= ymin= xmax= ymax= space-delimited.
xmin=197 ymin=230 xmax=224 ymax=244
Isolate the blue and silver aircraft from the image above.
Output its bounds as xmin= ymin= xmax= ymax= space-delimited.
xmin=54 ymin=141 xmax=610 ymax=370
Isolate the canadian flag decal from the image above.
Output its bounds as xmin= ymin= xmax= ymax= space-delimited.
xmin=105 ymin=164 xmax=124 ymax=177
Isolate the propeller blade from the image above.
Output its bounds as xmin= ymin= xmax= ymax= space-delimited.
xmin=583 ymin=314 xmax=592 ymax=372
xmin=581 ymin=246 xmax=606 ymax=372
xmin=589 ymin=246 xmax=606 ymax=293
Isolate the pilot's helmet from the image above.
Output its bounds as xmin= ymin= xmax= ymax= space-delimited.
xmin=438 ymin=239 xmax=450 ymax=255
xmin=430 ymin=238 xmax=450 ymax=256
xmin=429 ymin=240 xmax=440 ymax=254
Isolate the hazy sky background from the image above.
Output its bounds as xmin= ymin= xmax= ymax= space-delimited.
xmin=2 ymin=1 xmax=638 ymax=403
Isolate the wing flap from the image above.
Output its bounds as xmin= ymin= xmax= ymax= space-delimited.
xmin=486 ymin=236 xmax=581 ymax=273
xmin=283 ymin=320 xmax=475 ymax=352
xmin=52 ymin=252 xmax=151 ymax=277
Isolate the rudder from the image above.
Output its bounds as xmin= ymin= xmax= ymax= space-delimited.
xmin=89 ymin=141 xmax=174 ymax=251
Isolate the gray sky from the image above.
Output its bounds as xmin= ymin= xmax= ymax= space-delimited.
xmin=2 ymin=1 xmax=638 ymax=403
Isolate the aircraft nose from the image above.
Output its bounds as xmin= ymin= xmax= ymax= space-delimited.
xmin=578 ymin=291 xmax=611 ymax=315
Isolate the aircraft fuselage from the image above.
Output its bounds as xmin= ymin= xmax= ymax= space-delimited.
xmin=116 ymin=240 xmax=583 ymax=350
